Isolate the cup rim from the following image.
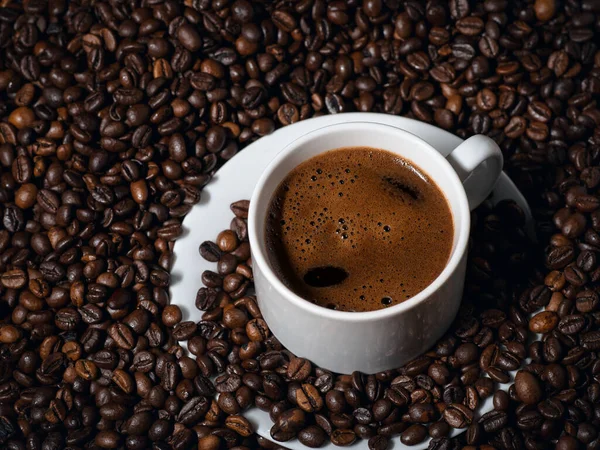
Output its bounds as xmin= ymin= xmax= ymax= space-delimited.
xmin=248 ymin=121 xmax=471 ymax=322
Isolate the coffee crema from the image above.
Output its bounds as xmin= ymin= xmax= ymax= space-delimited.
xmin=266 ymin=147 xmax=454 ymax=312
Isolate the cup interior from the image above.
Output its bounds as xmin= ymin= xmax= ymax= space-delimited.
xmin=248 ymin=122 xmax=471 ymax=318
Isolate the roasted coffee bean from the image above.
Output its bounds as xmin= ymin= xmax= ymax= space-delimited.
xmin=558 ymin=315 xmax=586 ymax=335
xmin=225 ymin=414 xmax=253 ymax=436
xmin=215 ymin=374 xmax=243 ymax=393
xmin=331 ymin=429 xmax=357 ymax=446
xmin=0 ymin=325 xmax=21 ymax=344
xmin=401 ymin=424 xmax=427 ymax=446
xmin=479 ymin=410 xmax=508 ymax=433
xmin=162 ymin=305 xmax=182 ymax=327
xmin=287 ymin=358 xmax=312 ymax=381
xmin=172 ymin=321 xmax=197 ymax=340
xmin=298 ymin=425 xmax=327 ymax=448
xmin=409 ymin=403 xmax=436 ymax=423
xmin=295 ymin=384 xmax=323 ymax=412
xmin=546 ymin=247 xmax=575 ymax=269
xmin=529 ymin=311 xmax=559 ymax=333
xmin=177 ymin=397 xmax=210 ymax=425
xmin=493 ymin=390 xmax=510 ymax=411
xmin=246 ymin=318 xmax=270 ymax=341
xmin=271 ymin=408 xmax=305 ymax=442
xmin=429 ymin=421 xmax=451 ymax=439
xmin=443 ymin=403 xmax=474 ymax=428
xmin=1 ymin=269 xmax=27 ymax=289
xmin=538 ymin=398 xmax=565 ymax=420
xmin=514 ymin=371 xmax=543 ymax=405
xmin=582 ymin=331 xmax=600 ymax=350
xmin=108 ymin=323 xmax=135 ymax=350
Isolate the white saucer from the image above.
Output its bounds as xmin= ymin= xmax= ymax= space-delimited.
xmin=170 ymin=113 xmax=533 ymax=449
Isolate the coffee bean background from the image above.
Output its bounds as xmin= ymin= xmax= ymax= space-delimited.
xmin=0 ymin=0 xmax=598 ymax=449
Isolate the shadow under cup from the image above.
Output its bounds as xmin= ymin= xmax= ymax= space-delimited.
xmin=249 ymin=122 xmax=470 ymax=374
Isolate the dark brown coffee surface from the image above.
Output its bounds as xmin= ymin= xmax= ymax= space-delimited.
xmin=266 ymin=147 xmax=454 ymax=312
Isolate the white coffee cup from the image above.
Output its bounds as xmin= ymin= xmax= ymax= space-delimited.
xmin=248 ymin=122 xmax=503 ymax=374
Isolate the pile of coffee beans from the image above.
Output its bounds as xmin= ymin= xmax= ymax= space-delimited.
xmin=196 ymin=198 xmax=536 ymax=449
xmin=0 ymin=0 xmax=598 ymax=448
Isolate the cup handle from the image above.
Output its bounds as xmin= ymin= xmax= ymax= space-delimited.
xmin=445 ymin=134 xmax=504 ymax=211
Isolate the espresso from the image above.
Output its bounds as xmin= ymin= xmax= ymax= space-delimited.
xmin=265 ymin=147 xmax=454 ymax=312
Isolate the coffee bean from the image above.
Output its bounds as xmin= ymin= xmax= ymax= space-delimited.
xmin=558 ymin=314 xmax=586 ymax=335
xmin=295 ymin=384 xmax=323 ymax=413
xmin=556 ymin=436 xmax=579 ymax=450
xmin=493 ymin=390 xmax=510 ymax=411
xmin=298 ymin=425 xmax=326 ymax=448
xmin=538 ymin=398 xmax=565 ymax=420
xmin=366 ymin=434 xmax=389 ymax=450
xmin=246 ymin=318 xmax=270 ymax=342
xmin=177 ymin=396 xmax=210 ymax=425
xmin=162 ymin=305 xmax=182 ymax=327
xmin=230 ymin=200 xmax=250 ymax=219
xmin=177 ymin=23 xmax=202 ymax=52
xmin=96 ymin=430 xmax=122 ymax=448
xmin=172 ymin=321 xmax=197 ymax=340
xmin=74 ymin=360 xmax=97 ymax=381
xmin=287 ymin=357 xmax=312 ymax=381
xmin=449 ymin=0 xmax=470 ymax=18
xmin=123 ymin=411 xmax=152 ymax=435
xmin=0 ymin=269 xmax=27 ymax=289
xmin=277 ymin=104 xmax=300 ymax=125
xmin=575 ymin=290 xmax=598 ymax=312
xmin=427 ymin=421 xmax=450 ymax=439
xmin=443 ymin=403 xmax=474 ymax=428
xmin=409 ymin=403 xmax=436 ymax=423
xmin=325 ymin=390 xmax=346 ymax=414
xmin=223 ymin=307 xmax=248 ymax=329
xmin=271 ymin=408 xmax=305 ymax=442
xmin=217 ymin=230 xmax=238 ymax=252
xmin=108 ymin=323 xmax=136 ymax=350
xmin=401 ymin=424 xmax=427 ymax=446
xmin=479 ymin=410 xmax=508 ymax=433
xmin=516 ymin=410 xmax=543 ymax=431
xmin=582 ymin=331 xmax=600 ymax=350
xmin=529 ymin=311 xmax=559 ymax=333
xmin=534 ymin=0 xmax=557 ymax=21
xmin=331 ymin=429 xmax=357 ymax=446
xmin=37 ymin=189 xmax=60 ymax=214
xmin=225 ymin=414 xmax=253 ymax=436
xmin=215 ymin=374 xmax=242 ymax=393
xmin=113 ymin=368 xmax=134 ymax=393
xmin=546 ymin=246 xmax=575 ymax=269
xmin=514 ymin=371 xmax=543 ymax=405
xmin=0 ymin=325 xmax=21 ymax=344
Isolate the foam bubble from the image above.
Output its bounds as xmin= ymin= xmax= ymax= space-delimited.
xmin=381 ymin=297 xmax=392 ymax=306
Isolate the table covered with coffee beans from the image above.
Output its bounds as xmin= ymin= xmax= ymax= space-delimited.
xmin=0 ymin=0 xmax=598 ymax=449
